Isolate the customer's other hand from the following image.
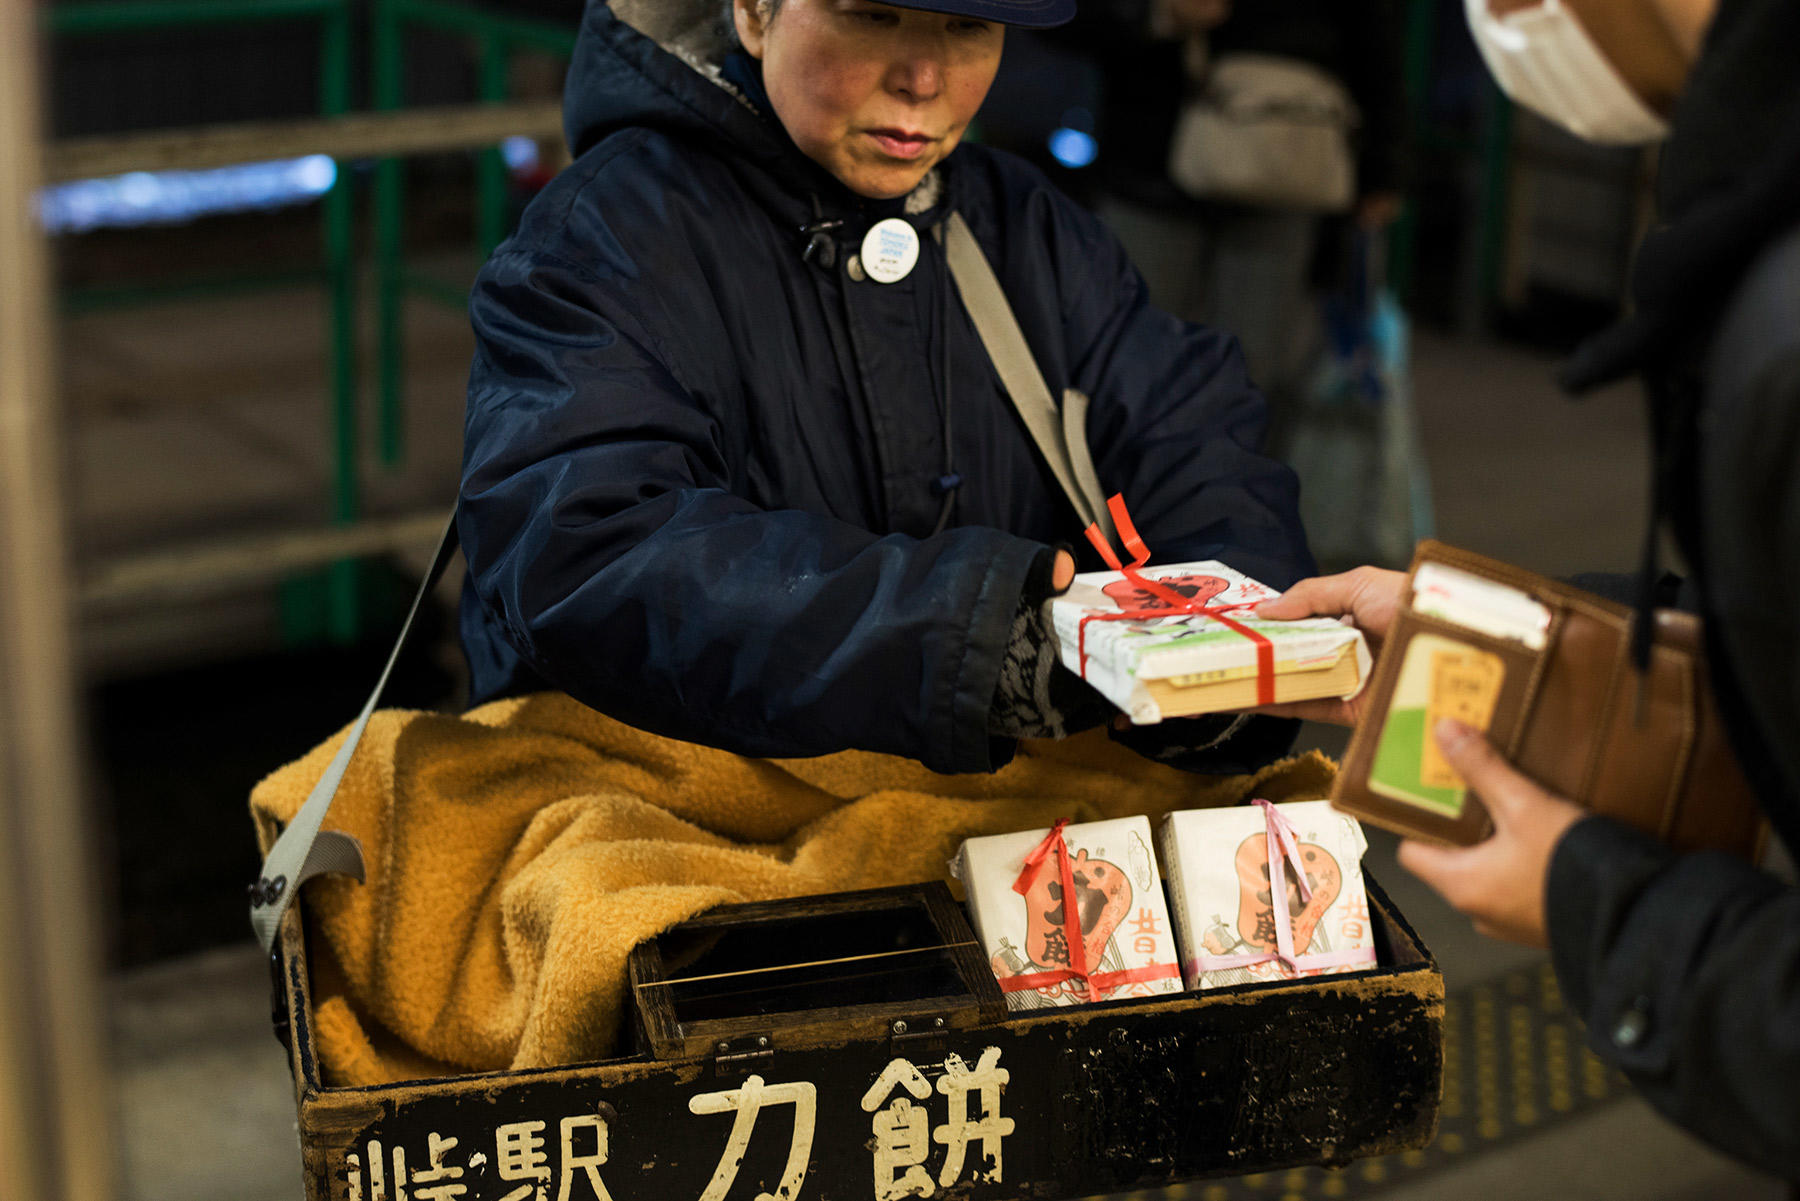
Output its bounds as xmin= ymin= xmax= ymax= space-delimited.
xmin=1397 ymin=719 xmax=1586 ymax=947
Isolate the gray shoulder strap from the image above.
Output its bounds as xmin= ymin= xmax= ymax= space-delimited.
xmin=942 ymin=211 xmax=1117 ymax=544
xmin=248 ymin=509 xmax=461 ymax=952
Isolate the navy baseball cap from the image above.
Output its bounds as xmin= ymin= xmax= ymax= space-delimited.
xmin=891 ymin=0 xmax=1076 ymax=28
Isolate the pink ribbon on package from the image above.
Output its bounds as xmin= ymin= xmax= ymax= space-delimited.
xmin=1189 ymin=799 xmax=1378 ymax=977
xmin=1079 ymin=494 xmax=1276 ymax=705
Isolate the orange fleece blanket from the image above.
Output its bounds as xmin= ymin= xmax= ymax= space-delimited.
xmin=250 ymin=692 xmax=1335 ymax=1086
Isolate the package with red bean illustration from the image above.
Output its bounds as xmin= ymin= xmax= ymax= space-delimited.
xmin=950 ymin=816 xmax=1182 ymax=1011
xmin=1049 ymin=559 xmax=1370 ymax=724
xmin=1158 ymin=800 xmax=1378 ymax=991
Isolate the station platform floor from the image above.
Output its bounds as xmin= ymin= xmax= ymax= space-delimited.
xmin=67 ymin=283 xmax=1789 ymax=1200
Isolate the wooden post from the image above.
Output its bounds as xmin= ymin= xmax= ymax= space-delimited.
xmin=0 ymin=5 xmax=117 ymax=1200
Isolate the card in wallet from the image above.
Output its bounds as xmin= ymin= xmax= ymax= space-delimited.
xmin=1331 ymin=541 xmax=1766 ymax=858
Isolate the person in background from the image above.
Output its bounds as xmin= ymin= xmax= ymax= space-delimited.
xmin=1057 ymin=0 xmax=1408 ymax=439
xmin=1256 ymin=0 xmax=1800 ymax=1177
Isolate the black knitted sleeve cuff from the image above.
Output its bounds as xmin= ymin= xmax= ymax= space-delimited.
xmin=987 ymin=546 xmax=1110 ymax=740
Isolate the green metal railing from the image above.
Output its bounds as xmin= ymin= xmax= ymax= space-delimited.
xmin=47 ymin=0 xmax=365 ymax=643
xmin=1473 ymin=86 xmax=1517 ymax=322
xmin=48 ymin=0 xmax=343 ymax=33
xmin=370 ymin=0 xmax=576 ymax=466
xmin=45 ymin=0 xmax=573 ymax=645
xmin=1387 ymin=0 xmax=1435 ymax=303
xmin=1390 ymin=0 xmax=1516 ymax=318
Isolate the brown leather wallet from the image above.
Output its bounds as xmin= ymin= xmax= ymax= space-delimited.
xmin=1330 ymin=541 xmax=1766 ymax=857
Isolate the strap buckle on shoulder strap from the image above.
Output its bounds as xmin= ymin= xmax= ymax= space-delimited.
xmin=248 ymin=509 xmax=462 ymax=952
xmin=941 ymin=212 xmax=1117 ymax=546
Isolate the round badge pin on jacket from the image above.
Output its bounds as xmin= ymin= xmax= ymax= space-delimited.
xmin=861 ymin=218 xmax=920 ymax=284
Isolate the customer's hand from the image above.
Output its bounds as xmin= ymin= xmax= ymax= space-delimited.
xmin=1247 ymin=566 xmax=1406 ymax=726
xmin=1398 ymin=719 xmax=1586 ymax=947
xmin=1052 ymin=549 xmax=1075 ymax=592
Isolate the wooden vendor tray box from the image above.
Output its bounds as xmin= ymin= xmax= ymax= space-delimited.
xmin=272 ymin=875 xmax=1443 ymax=1201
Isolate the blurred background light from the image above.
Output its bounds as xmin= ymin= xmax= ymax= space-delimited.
xmin=1047 ymin=126 xmax=1098 ymax=170
xmin=37 ymin=154 xmax=338 ymax=235
xmin=500 ymin=135 xmax=540 ymax=172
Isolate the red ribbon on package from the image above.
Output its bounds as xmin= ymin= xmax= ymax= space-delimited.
xmin=1189 ymin=799 xmax=1378 ymax=977
xmin=1078 ymin=494 xmax=1277 ymax=706
xmin=1001 ymin=820 xmax=1180 ymax=1003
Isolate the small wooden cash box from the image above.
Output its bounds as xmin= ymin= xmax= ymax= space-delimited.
xmin=272 ymin=874 xmax=1443 ymax=1201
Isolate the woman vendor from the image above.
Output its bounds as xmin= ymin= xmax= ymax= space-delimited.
xmin=458 ymin=0 xmax=1315 ymax=774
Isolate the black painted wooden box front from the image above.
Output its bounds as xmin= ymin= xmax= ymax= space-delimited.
xmin=275 ymin=876 xmax=1442 ymax=1201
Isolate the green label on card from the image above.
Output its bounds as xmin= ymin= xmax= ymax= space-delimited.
xmin=1368 ymin=633 xmax=1504 ymax=816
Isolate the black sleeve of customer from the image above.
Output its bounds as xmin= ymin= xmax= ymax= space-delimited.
xmin=1544 ymin=350 xmax=1800 ymax=1178
xmin=1545 ymin=820 xmax=1800 ymax=1177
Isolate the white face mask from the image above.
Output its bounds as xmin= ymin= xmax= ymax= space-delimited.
xmin=1464 ymin=0 xmax=1672 ymax=145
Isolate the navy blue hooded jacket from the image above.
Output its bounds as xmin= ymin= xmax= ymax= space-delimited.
xmin=457 ymin=0 xmax=1312 ymax=774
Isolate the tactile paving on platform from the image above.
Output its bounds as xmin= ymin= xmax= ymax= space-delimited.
xmin=1098 ymin=957 xmax=1626 ymax=1201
